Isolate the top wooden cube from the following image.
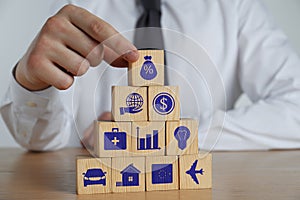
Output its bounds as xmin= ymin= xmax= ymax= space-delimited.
xmin=128 ymin=50 xmax=164 ymax=86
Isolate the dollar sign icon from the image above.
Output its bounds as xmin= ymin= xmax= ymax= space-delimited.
xmin=153 ymin=93 xmax=175 ymax=115
xmin=160 ymin=97 xmax=168 ymax=111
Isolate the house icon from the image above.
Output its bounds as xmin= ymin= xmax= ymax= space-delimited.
xmin=116 ymin=163 xmax=141 ymax=187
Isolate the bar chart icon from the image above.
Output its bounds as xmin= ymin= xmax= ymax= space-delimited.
xmin=136 ymin=127 xmax=161 ymax=150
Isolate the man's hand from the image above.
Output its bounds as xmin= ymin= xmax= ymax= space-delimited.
xmin=15 ymin=5 xmax=139 ymax=91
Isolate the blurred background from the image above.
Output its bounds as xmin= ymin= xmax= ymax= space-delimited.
xmin=1 ymin=0 xmax=300 ymax=148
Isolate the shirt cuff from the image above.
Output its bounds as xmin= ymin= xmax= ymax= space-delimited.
xmin=9 ymin=70 xmax=59 ymax=112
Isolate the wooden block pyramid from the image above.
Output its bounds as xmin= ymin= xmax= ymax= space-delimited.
xmin=77 ymin=50 xmax=212 ymax=194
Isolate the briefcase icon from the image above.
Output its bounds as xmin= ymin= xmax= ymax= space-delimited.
xmin=104 ymin=128 xmax=127 ymax=150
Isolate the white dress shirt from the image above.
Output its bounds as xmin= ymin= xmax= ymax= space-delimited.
xmin=1 ymin=0 xmax=300 ymax=151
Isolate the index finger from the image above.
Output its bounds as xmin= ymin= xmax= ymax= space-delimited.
xmin=58 ymin=5 xmax=139 ymax=62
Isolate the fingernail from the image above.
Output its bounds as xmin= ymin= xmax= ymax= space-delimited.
xmin=123 ymin=50 xmax=139 ymax=61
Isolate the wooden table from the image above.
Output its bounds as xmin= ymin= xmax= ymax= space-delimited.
xmin=0 ymin=148 xmax=299 ymax=200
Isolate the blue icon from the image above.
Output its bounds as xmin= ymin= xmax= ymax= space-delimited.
xmin=140 ymin=55 xmax=157 ymax=80
xmin=152 ymin=92 xmax=175 ymax=115
xmin=174 ymin=126 xmax=191 ymax=150
xmin=186 ymin=160 xmax=204 ymax=184
xmin=120 ymin=93 xmax=144 ymax=115
xmin=104 ymin=128 xmax=127 ymax=150
xmin=116 ymin=164 xmax=141 ymax=187
xmin=82 ymin=168 xmax=106 ymax=187
xmin=136 ymin=127 xmax=161 ymax=150
xmin=152 ymin=164 xmax=173 ymax=184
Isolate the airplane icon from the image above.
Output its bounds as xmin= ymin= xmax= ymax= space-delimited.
xmin=185 ymin=160 xmax=204 ymax=184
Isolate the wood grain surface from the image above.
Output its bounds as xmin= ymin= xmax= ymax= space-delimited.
xmin=1 ymin=148 xmax=300 ymax=200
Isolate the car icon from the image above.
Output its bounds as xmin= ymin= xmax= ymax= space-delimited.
xmin=82 ymin=168 xmax=106 ymax=187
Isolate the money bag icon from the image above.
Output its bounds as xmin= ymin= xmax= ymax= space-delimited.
xmin=140 ymin=55 xmax=157 ymax=80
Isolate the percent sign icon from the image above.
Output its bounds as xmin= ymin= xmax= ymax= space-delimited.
xmin=140 ymin=55 xmax=158 ymax=80
xmin=144 ymin=64 xmax=154 ymax=74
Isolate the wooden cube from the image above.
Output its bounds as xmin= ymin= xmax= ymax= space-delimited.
xmin=166 ymin=119 xmax=199 ymax=156
xmin=94 ymin=121 xmax=132 ymax=157
xmin=112 ymin=157 xmax=145 ymax=193
xmin=128 ymin=50 xmax=164 ymax=86
xmin=146 ymin=156 xmax=179 ymax=191
xmin=112 ymin=86 xmax=148 ymax=121
xmin=148 ymin=86 xmax=180 ymax=121
xmin=131 ymin=121 xmax=165 ymax=157
xmin=179 ymin=153 xmax=212 ymax=189
xmin=77 ymin=157 xmax=112 ymax=194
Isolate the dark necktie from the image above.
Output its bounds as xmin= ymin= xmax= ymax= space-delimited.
xmin=134 ymin=0 xmax=164 ymax=50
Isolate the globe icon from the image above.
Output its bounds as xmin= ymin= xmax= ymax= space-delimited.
xmin=126 ymin=93 xmax=144 ymax=110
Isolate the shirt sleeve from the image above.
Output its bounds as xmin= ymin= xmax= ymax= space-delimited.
xmin=0 ymin=70 xmax=72 ymax=151
xmin=201 ymin=0 xmax=300 ymax=150
xmin=0 ymin=0 xmax=72 ymax=151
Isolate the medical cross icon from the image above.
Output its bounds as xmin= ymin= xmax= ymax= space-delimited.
xmin=111 ymin=137 xmax=120 ymax=146
xmin=104 ymin=128 xmax=127 ymax=150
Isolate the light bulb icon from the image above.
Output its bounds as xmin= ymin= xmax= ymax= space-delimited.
xmin=174 ymin=126 xmax=191 ymax=150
